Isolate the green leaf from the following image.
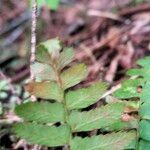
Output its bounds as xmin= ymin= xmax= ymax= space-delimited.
xmin=36 ymin=38 xmax=61 ymax=64
xmin=37 ymin=0 xmax=45 ymax=6
xmin=113 ymin=79 xmax=144 ymax=99
xmin=140 ymin=82 xmax=150 ymax=103
xmin=140 ymin=103 xmax=150 ymax=120
xmin=140 ymin=120 xmax=150 ymax=141
xmin=66 ymin=82 xmax=108 ymax=110
xmin=36 ymin=45 xmax=50 ymax=64
xmin=24 ymin=81 xmax=63 ymax=102
xmin=37 ymin=0 xmax=60 ymax=10
xmin=15 ymin=102 xmax=65 ymax=123
xmin=105 ymin=118 xmax=138 ymax=131
xmin=13 ymin=123 xmax=70 ymax=147
xmin=71 ymin=131 xmax=136 ymax=150
xmin=31 ymin=62 xmax=55 ymax=81
xmin=46 ymin=0 xmax=60 ymax=10
xmin=127 ymin=68 xmax=150 ymax=79
xmin=68 ymin=102 xmax=125 ymax=132
xmin=137 ymin=56 xmax=150 ymax=67
xmin=61 ymin=63 xmax=88 ymax=89
xmin=58 ymin=47 xmax=74 ymax=70
xmin=139 ymin=140 xmax=150 ymax=150
xmin=127 ymin=68 xmax=142 ymax=76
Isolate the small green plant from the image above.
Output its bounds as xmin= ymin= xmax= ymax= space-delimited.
xmin=37 ymin=0 xmax=60 ymax=10
xmin=12 ymin=38 xmax=137 ymax=149
xmin=114 ymin=56 xmax=150 ymax=149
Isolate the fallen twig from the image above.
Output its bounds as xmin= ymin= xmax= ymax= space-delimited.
xmin=88 ymin=9 xmax=123 ymax=22
xmin=119 ymin=2 xmax=150 ymax=16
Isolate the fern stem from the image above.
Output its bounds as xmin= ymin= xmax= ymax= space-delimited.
xmin=52 ymin=61 xmax=72 ymax=150
xmin=30 ymin=0 xmax=37 ymax=80
xmin=62 ymin=83 xmax=72 ymax=150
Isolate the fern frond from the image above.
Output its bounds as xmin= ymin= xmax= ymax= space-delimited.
xmin=113 ymin=78 xmax=144 ymax=99
xmin=13 ymin=123 xmax=70 ymax=147
xmin=24 ymin=81 xmax=63 ymax=101
xmin=139 ymin=140 xmax=150 ymax=150
xmin=36 ymin=38 xmax=61 ymax=64
xmin=66 ymin=82 xmax=107 ymax=110
xmin=71 ymin=131 xmax=136 ymax=150
xmin=13 ymin=38 xmax=138 ymax=149
xmin=68 ymin=103 xmax=125 ymax=132
xmin=140 ymin=120 xmax=150 ymax=141
xmin=114 ymin=56 xmax=150 ymax=148
xmin=105 ymin=118 xmax=138 ymax=131
xmin=139 ymin=103 xmax=150 ymax=120
xmin=61 ymin=63 xmax=87 ymax=89
xmin=137 ymin=56 xmax=150 ymax=67
xmin=15 ymin=102 xmax=65 ymax=123
xmin=58 ymin=47 xmax=74 ymax=70
xmin=31 ymin=62 xmax=55 ymax=81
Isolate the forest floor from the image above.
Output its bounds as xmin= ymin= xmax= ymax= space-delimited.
xmin=0 ymin=0 xmax=150 ymax=149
